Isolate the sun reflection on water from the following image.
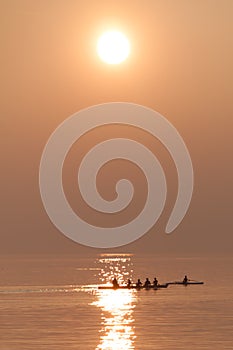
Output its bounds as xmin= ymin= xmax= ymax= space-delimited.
xmin=93 ymin=255 xmax=137 ymax=350
xmin=96 ymin=254 xmax=134 ymax=285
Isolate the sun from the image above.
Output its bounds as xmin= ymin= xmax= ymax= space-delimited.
xmin=97 ymin=31 xmax=130 ymax=64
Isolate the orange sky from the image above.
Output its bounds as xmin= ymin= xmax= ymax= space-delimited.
xmin=1 ymin=1 xmax=233 ymax=254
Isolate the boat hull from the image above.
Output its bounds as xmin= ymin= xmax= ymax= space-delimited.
xmin=98 ymin=283 xmax=168 ymax=290
xmin=168 ymin=281 xmax=204 ymax=285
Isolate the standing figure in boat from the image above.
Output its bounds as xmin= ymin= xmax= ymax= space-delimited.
xmin=183 ymin=275 xmax=188 ymax=284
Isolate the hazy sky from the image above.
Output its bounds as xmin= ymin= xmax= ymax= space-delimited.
xmin=1 ymin=1 xmax=233 ymax=255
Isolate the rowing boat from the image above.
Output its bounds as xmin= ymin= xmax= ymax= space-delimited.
xmin=168 ymin=281 xmax=204 ymax=285
xmin=98 ymin=283 xmax=168 ymax=290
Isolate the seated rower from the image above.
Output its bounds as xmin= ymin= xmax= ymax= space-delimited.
xmin=112 ymin=277 xmax=119 ymax=289
xmin=153 ymin=277 xmax=158 ymax=287
xmin=144 ymin=277 xmax=151 ymax=288
xmin=183 ymin=275 xmax=188 ymax=284
xmin=127 ymin=279 xmax=132 ymax=288
xmin=136 ymin=279 xmax=142 ymax=288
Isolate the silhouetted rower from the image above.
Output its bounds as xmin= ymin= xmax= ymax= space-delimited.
xmin=136 ymin=279 xmax=142 ymax=288
xmin=112 ymin=277 xmax=119 ymax=288
xmin=144 ymin=278 xmax=151 ymax=288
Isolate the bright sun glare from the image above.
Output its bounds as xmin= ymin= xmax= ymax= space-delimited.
xmin=97 ymin=31 xmax=130 ymax=64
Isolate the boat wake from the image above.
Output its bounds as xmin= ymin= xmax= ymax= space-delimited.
xmin=0 ymin=285 xmax=96 ymax=295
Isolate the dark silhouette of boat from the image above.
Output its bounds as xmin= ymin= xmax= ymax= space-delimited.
xmin=98 ymin=283 xmax=169 ymax=290
xmin=167 ymin=281 xmax=204 ymax=285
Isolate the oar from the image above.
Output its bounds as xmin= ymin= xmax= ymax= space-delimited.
xmin=188 ymin=279 xmax=198 ymax=282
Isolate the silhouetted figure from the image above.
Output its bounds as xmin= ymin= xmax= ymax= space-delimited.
xmin=144 ymin=278 xmax=151 ymax=288
xmin=153 ymin=277 xmax=158 ymax=287
xmin=127 ymin=279 xmax=132 ymax=288
xmin=136 ymin=279 xmax=142 ymax=288
xmin=183 ymin=275 xmax=188 ymax=284
xmin=112 ymin=277 xmax=119 ymax=288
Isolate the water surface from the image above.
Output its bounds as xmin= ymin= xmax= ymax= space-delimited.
xmin=0 ymin=254 xmax=232 ymax=349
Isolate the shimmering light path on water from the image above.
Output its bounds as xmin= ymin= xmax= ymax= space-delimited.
xmin=0 ymin=254 xmax=232 ymax=349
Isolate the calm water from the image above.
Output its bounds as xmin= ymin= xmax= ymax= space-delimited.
xmin=0 ymin=254 xmax=232 ymax=349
